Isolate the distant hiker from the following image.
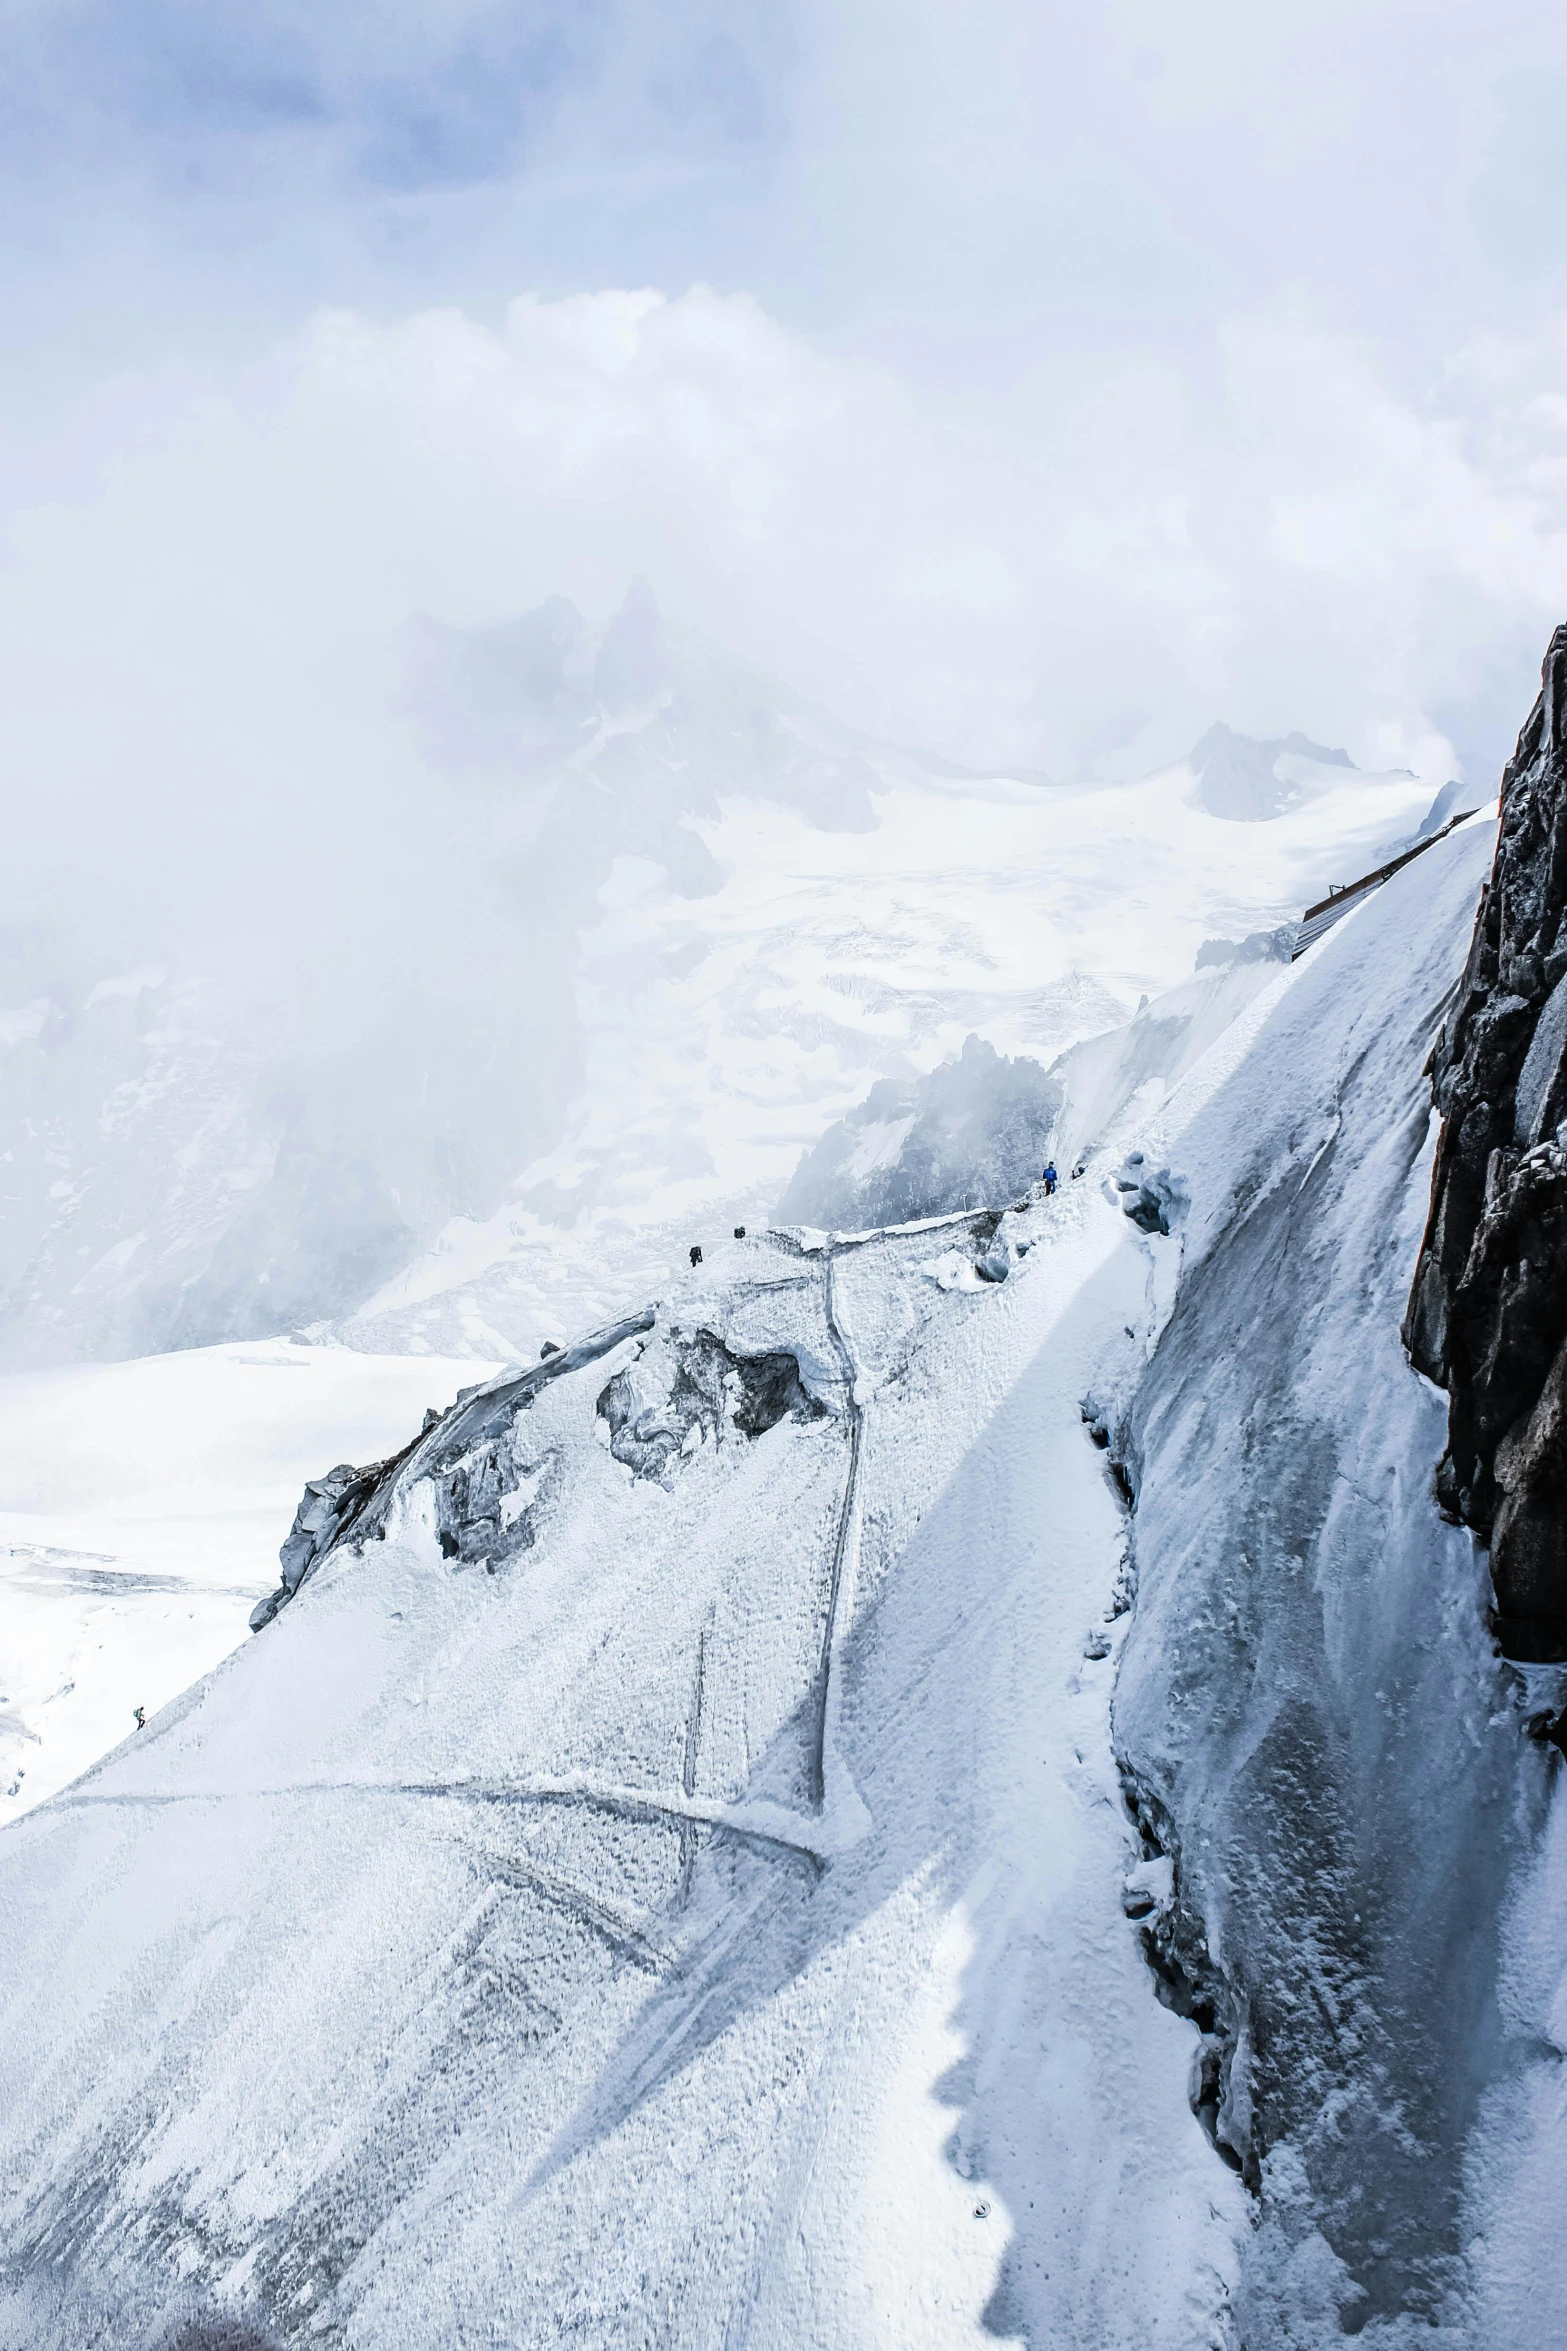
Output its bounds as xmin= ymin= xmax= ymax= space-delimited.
xmin=133 ymin=1707 xmax=146 ymax=1731
xmin=689 ymin=1244 xmax=704 ymax=1267
xmin=1042 ymin=1162 xmax=1058 ymax=1196
xmin=733 ymin=1226 xmax=746 ymax=1240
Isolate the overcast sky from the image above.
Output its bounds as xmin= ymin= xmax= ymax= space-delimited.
xmin=3 ymin=0 xmax=1567 ymax=826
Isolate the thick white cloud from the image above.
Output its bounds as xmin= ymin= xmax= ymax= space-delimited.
xmin=3 ymin=277 xmax=1563 ymax=874
xmin=1 ymin=0 xmax=1565 ymax=875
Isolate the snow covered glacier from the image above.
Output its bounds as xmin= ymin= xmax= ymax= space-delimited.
xmin=6 ymin=668 xmax=1567 ymax=2345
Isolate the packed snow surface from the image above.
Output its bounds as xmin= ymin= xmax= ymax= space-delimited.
xmin=0 ymin=1196 xmax=1249 ymax=2348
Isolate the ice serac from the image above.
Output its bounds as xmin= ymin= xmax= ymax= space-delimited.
xmin=1110 ymin=813 xmax=1564 ymax=2339
xmin=1404 ymin=622 xmax=1567 ymax=1658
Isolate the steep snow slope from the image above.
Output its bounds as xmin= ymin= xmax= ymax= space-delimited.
xmin=5 ymin=754 xmax=1545 ymax=2349
xmin=0 ymin=1196 xmax=1247 ymax=2350
xmin=1107 ymin=817 xmax=1567 ymax=2341
xmin=0 ymin=1343 xmax=498 ymax=1821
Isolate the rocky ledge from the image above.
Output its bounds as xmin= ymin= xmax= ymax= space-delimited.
xmin=1405 ymin=622 xmax=1567 ymax=1659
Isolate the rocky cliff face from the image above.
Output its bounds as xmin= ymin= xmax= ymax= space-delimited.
xmin=1404 ymin=623 xmax=1567 ymax=1659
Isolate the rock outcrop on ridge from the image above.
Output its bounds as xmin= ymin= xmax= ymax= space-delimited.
xmin=1404 ymin=623 xmax=1567 ymax=1659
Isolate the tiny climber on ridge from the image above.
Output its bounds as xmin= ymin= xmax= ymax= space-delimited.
xmin=1042 ymin=1162 xmax=1058 ymax=1197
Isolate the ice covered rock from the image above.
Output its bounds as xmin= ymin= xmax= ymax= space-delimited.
xmin=249 ymin=1307 xmax=656 ymax=1626
xmin=1403 ymin=622 xmax=1567 ymax=1657
xmin=596 ymin=1323 xmax=826 ymax=1486
xmin=1111 ymin=1153 xmax=1189 ymax=1237
xmin=249 ymin=1458 xmax=390 ymax=1630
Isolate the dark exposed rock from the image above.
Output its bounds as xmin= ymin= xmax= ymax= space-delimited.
xmin=596 ymin=1328 xmax=825 ymax=1486
xmin=1404 ymin=622 xmax=1567 ymax=1657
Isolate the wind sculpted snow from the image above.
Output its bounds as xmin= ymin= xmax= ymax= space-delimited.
xmin=1108 ymin=818 xmax=1567 ymax=2342
xmin=0 ymin=1198 xmax=1246 ymax=2349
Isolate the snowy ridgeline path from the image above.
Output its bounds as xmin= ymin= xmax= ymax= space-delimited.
xmin=0 ymin=1191 xmax=1245 ymax=2350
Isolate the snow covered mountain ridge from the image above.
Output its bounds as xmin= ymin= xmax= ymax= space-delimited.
xmin=8 ymin=635 xmax=1567 ymax=2345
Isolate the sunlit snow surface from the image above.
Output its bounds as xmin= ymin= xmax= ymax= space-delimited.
xmin=0 ymin=1343 xmax=498 ymax=1819
xmin=0 ymin=1199 xmax=1249 ymax=2348
xmin=0 ymin=721 xmax=1487 ymax=2345
xmin=346 ymin=754 xmax=1434 ymax=1359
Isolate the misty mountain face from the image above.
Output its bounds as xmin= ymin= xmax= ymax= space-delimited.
xmin=406 ymin=573 xmax=884 ymax=870
xmin=1184 ymin=720 xmax=1356 ymax=821
xmin=5 ymin=582 xmax=1441 ymax=1371
xmin=775 ymin=950 xmax=1293 ymax=1239
xmin=0 ymin=948 xmax=577 ymax=1368
xmin=1405 ymin=623 xmax=1567 ymax=1660
xmin=777 ymin=1033 xmax=1061 ymax=1229
xmin=0 ymin=586 xmax=911 ymax=1370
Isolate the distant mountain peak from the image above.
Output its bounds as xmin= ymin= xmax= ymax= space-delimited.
xmin=594 ymin=574 xmax=669 ymax=712
xmin=1185 ymin=721 xmax=1356 ymax=822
